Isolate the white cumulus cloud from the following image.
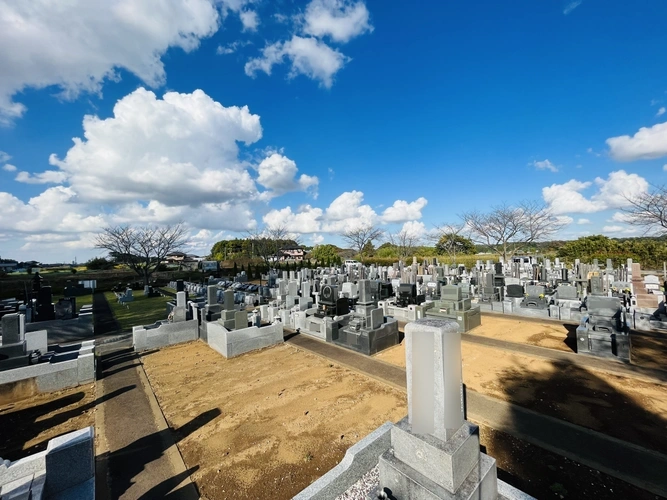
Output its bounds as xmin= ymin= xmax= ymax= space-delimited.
xmin=240 ymin=10 xmax=259 ymax=31
xmin=256 ymin=153 xmax=318 ymax=197
xmin=49 ymin=88 xmax=262 ymax=206
xmin=381 ymin=197 xmax=428 ymax=223
xmin=302 ymin=0 xmax=373 ymax=43
xmin=245 ymin=36 xmax=350 ymax=88
xmin=15 ymin=170 xmax=68 ymax=184
xmin=0 ymin=151 xmax=11 ymax=163
xmin=2 ymin=164 xmax=17 ymax=172
xmin=542 ymin=170 xmax=648 ymax=215
xmin=0 ymin=0 xmax=222 ymax=124
xmin=607 ymin=121 xmax=667 ymax=161
xmin=400 ymin=221 xmax=426 ymax=239
xmin=658 ymin=107 xmax=666 ymax=117
xmin=577 ymin=218 xmax=590 ymax=224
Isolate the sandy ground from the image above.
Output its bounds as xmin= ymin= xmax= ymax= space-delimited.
xmin=0 ymin=383 xmax=96 ymax=461
xmin=141 ymin=341 xmax=407 ymax=500
xmin=413 ymin=314 xmax=667 ymax=369
xmin=375 ymin=340 xmax=667 ymax=453
xmin=631 ymin=333 xmax=667 ymax=371
xmin=463 ymin=315 xmax=574 ymax=352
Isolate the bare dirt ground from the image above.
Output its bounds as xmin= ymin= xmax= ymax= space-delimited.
xmin=412 ymin=314 xmax=667 ymax=369
xmin=465 ymin=315 xmax=574 ymax=352
xmin=0 ymin=383 xmax=96 ymax=461
xmin=375 ymin=339 xmax=667 ymax=453
xmin=141 ymin=341 xmax=407 ymax=500
xmin=632 ymin=333 xmax=667 ymax=371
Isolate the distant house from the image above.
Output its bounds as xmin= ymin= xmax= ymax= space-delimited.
xmin=276 ymin=246 xmax=305 ymax=261
xmin=0 ymin=262 xmax=18 ymax=272
xmin=165 ymin=252 xmax=202 ymax=269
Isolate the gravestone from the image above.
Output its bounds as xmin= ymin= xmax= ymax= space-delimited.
xmin=506 ymin=284 xmax=524 ymax=298
xmin=370 ymin=307 xmax=384 ymax=330
xmin=234 ymin=311 xmax=248 ymax=330
xmin=54 ymin=298 xmax=74 ymax=320
xmin=223 ymin=290 xmax=234 ymax=311
xmin=374 ymin=319 xmax=497 ymax=499
xmin=1 ymin=313 xmax=22 ymax=345
xmin=358 ymin=279 xmax=373 ymax=304
xmin=207 ymin=286 xmax=217 ymax=306
xmin=556 ymin=285 xmax=577 ymax=300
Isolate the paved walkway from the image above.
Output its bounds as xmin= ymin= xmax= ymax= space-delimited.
xmin=95 ymin=342 xmax=201 ymax=499
xmin=93 ymin=291 xmax=121 ymax=336
xmin=285 ymin=332 xmax=667 ymax=498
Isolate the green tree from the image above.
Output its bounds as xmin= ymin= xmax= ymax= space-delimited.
xmin=85 ymin=257 xmax=114 ymax=270
xmin=361 ymin=241 xmax=375 ymax=257
xmin=310 ymin=244 xmax=339 ymax=263
xmin=233 ymin=262 xmax=238 ymax=276
xmin=435 ymin=234 xmax=476 ymax=256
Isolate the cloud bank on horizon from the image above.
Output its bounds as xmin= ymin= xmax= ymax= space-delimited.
xmin=0 ymin=0 xmax=666 ymax=261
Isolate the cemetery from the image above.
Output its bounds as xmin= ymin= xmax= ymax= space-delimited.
xmin=1 ymin=254 xmax=667 ymax=498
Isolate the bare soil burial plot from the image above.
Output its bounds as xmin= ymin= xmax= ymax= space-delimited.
xmin=468 ymin=315 xmax=574 ymax=351
xmin=141 ymin=341 xmax=407 ymax=500
xmin=0 ymin=383 xmax=96 ymax=461
xmin=376 ymin=341 xmax=667 ymax=453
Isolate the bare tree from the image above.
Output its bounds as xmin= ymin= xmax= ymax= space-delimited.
xmin=342 ymin=225 xmax=384 ymax=264
xmin=623 ymin=186 xmax=667 ymax=234
xmin=246 ymin=226 xmax=300 ymax=282
xmin=388 ymin=228 xmax=421 ymax=260
xmin=95 ymin=224 xmax=188 ymax=285
xmin=429 ymin=222 xmax=475 ymax=265
xmin=460 ymin=201 xmax=564 ymax=262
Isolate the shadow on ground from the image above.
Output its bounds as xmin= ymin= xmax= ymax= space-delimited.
xmin=104 ymin=408 xmax=220 ymax=499
xmin=481 ymin=356 xmax=667 ymax=499
xmin=0 ymin=385 xmax=134 ymax=461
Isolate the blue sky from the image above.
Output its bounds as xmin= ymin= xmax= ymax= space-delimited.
xmin=1 ymin=0 xmax=667 ymax=262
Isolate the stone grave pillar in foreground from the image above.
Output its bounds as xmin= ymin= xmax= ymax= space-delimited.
xmin=373 ymin=318 xmax=498 ymax=499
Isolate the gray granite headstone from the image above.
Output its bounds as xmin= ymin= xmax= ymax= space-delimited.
xmin=234 ymin=311 xmax=248 ymax=330
xmin=441 ymin=285 xmax=462 ymax=301
xmin=223 ymin=290 xmax=234 ymax=311
xmin=405 ymin=318 xmax=463 ymax=440
xmin=358 ymin=279 xmax=372 ymax=304
xmin=370 ymin=307 xmax=384 ymax=329
xmin=1 ymin=313 xmax=21 ymax=345
xmin=207 ymin=285 xmax=217 ymax=306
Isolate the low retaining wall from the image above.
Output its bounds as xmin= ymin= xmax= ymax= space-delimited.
xmin=0 ymin=341 xmax=95 ymax=405
xmin=133 ymin=320 xmax=199 ymax=352
xmin=0 ymin=426 xmax=95 ymax=499
xmin=294 ymin=421 xmax=534 ymax=499
xmin=206 ymin=321 xmax=284 ymax=358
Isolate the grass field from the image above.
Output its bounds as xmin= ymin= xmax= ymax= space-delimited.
xmin=104 ymin=291 xmax=172 ymax=331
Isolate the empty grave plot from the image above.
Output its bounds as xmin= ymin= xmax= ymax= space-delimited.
xmin=376 ymin=339 xmax=667 ymax=453
xmin=141 ymin=341 xmax=407 ymax=499
xmin=0 ymin=383 xmax=96 ymax=461
xmin=465 ymin=315 xmax=574 ymax=352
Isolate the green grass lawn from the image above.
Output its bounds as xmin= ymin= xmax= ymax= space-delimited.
xmin=162 ymin=287 xmax=177 ymax=294
xmin=104 ymin=291 xmax=172 ymax=332
xmin=53 ymin=293 xmax=94 ymax=313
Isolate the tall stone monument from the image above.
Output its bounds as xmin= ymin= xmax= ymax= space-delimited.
xmin=372 ymin=318 xmax=498 ymax=499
